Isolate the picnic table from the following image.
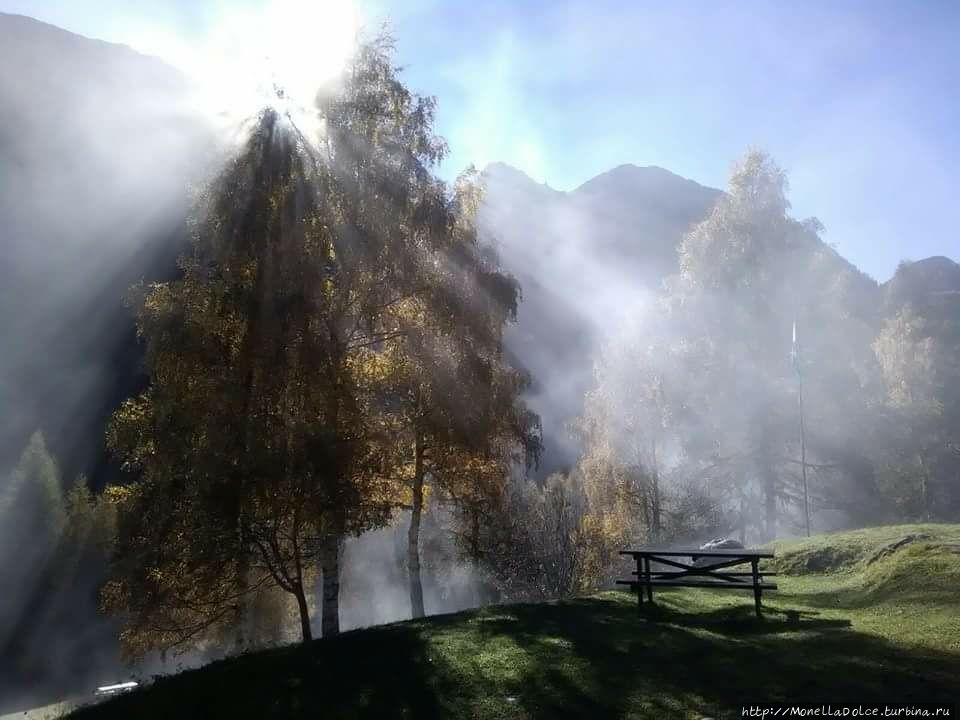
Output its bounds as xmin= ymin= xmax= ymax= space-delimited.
xmin=617 ymin=547 xmax=777 ymax=617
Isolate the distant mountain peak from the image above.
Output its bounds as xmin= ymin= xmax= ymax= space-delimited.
xmin=905 ymin=255 xmax=959 ymax=270
xmin=883 ymin=255 xmax=960 ymax=310
xmin=483 ymin=160 xmax=525 ymax=174
xmin=598 ymin=162 xmax=674 ymax=176
xmin=890 ymin=255 xmax=960 ymax=282
xmin=482 ymin=161 xmax=536 ymax=182
xmin=572 ymin=163 xmax=717 ymax=198
xmin=481 ymin=161 xmax=718 ymax=201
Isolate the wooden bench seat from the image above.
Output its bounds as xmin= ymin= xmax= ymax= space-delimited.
xmin=631 ymin=571 xmax=777 ymax=578
xmin=617 ymin=579 xmax=778 ymax=590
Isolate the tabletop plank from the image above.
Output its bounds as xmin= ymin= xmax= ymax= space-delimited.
xmin=619 ymin=548 xmax=775 ymax=558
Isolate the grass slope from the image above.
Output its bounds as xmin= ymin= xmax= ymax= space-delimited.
xmin=70 ymin=525 xmax=960 ymax=719
xmin=0 ymin=700 xmax=78 ymax=720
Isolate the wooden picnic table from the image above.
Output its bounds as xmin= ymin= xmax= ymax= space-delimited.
xmin=617 ymin=548 xmax=777 ymax=618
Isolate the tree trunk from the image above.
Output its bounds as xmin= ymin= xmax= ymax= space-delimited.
xmin=756 ymin=423 xmax=777 ymax=542
xmin=321 ymin=533 xmax=341 ymax=637
xmin=763 ymin=467 xmax=777 ymax=542
xmin=234 ymin=548 xmax=250 ymax=653
xmin=408 ymin=431 xmax=426 ymax=619
xmin=639 ymin=482 xmax=651 ymax=537
xmin=650 ymin=436 xmax=662 ymax=543
xmin=294 ymin=584 xmax=313 ymax=643
xmin=470 ymin=506 xmax=481 ymax=606
xmin=918 ymin=453 xmax=931 ymax=521
xmin=738 ymin=488 xmax=747 ymax=544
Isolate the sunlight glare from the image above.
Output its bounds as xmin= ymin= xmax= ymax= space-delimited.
xmin=189 ymin=0 xmax=358 ymax=141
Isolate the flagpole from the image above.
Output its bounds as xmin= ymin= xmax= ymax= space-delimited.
xmin=793 ymin=321 xmax=811 ymax=537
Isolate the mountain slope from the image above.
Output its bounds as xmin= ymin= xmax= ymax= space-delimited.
xmin=882 ymin=255 xmax=960 ymax=312
xmin=479 ymin=162 xmax=720 ymax=475
xmin=0 ymin=12 xmax=213 ymax=484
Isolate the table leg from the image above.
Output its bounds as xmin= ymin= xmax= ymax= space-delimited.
xmin=636 ymin=556 xmax=644 ymax=610
xmin=644 ymin=556 xmax=654 ymax=603
xmin=752 ymin=558 xmax=762 ymax=618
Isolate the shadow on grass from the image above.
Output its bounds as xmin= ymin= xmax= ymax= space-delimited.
xmin=69 ymin=593 xmax=960 ymax=720
xmin=68 ymin=625 xmax=455 ymax=720
xmin=458 ymin=595 xmax=959 ymax=718
xmin=631 ymin=600 xmax=852 ymax=634
xmin=786 ymin=585 xmax=960 ymax=611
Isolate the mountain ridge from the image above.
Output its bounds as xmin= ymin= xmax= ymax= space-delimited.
xmin=482 ymin=160 xmax=720 ymax=201
xmin=483 ymin=159 xmax=960 ymax=286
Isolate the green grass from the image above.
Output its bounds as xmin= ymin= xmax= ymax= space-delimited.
xmin=771 ymin=523 xmax=960 ymax=574
xmin=769 ymin=523 xmax=960 ymax=651
xmin=69 ymin=524 xmax=960 ymax=720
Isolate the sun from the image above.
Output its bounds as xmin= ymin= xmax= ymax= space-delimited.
xmin=177 ymin=0 xmax=359 ymax=142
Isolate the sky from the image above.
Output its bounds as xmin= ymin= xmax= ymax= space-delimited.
xmin=2 ymin=0 xmax=957 ymax=282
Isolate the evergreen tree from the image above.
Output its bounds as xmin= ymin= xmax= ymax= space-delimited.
xmin=0 ymin=432 xmax=66 ymax=676
xmin=1 ymin=431 xmax=65 ymax=584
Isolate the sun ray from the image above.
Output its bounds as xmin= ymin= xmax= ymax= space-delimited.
xmin=175 ymin=0 xmax=359 ymax=146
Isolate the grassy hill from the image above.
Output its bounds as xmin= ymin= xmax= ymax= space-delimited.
xmin=68 ymin=525 xmax=960 ymax=719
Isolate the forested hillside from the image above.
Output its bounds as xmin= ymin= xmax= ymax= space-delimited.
xmin=0 ymin=12 xmax=213 ymax=486
xmin=0 ymin=13 xmax=211 ymax=708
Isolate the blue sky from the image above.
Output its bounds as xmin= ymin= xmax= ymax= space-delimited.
xmin=2 ymin=0 xmax=958 ymax=281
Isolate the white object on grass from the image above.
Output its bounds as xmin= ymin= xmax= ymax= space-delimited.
xmin=94 ymin=681 xmax=139 ymax=696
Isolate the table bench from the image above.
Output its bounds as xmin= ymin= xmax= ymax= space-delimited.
xmin=617 ymin=548 xmax=777 ymax=617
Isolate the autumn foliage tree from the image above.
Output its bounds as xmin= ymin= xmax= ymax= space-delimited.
xmin=576 ymin=150 xmax=891 ymax=548
xmin=366 ymin=172 xmax=541 ymax=617
xmin=104 ymin=34 xmax=539 ymax=653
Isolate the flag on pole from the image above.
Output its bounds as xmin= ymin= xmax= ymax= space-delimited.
xmin=790 ymin=320 xmax=800 ymax=374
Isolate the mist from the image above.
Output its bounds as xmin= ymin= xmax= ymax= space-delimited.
xmin=1 ymin=2 xmax=959 ymax=716
xmin=340 ymin=510 xmax=488 ymax=631
xmin=0 ymin=13 xmax=222 ymax=478
xmin=0 ymin=13 xmax=227 ymax=712
xmin=2 ymin=9 xmax=508 ymax=709
xmin=478 ymin=162 xmax=718 ymax=476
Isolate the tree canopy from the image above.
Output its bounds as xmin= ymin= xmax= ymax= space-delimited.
xmin=103 ymin=34 xmax=539 ymax=653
